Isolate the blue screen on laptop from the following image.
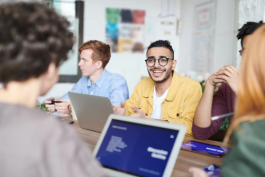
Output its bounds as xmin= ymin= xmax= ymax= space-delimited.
xmin=95 ymin=120 xmax=179 ymax=177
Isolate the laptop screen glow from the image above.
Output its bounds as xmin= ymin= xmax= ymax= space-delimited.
xmin=95 ymin=119 xmax=179 ymax=177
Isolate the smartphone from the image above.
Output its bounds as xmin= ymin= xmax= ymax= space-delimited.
xmin=50 ymin=100 xmax=62 ymax=104
xmin=181 ymin=140 xmax=230 ymax=157
xmin=203 ymin=164 xmax=221 ymax=177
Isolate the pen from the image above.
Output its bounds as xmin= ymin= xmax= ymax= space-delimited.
xmin=211 ymin=112 xmax=234 ymax=121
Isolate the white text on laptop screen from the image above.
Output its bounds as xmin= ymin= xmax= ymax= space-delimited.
xmin=96 ymin=120 xmax=179 ymax=177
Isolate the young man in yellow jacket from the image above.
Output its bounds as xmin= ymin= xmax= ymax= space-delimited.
xmin=113 ymin=40 xmax=202 ymax=136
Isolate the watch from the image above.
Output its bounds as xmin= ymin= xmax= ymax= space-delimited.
xmin=67 ymin=104 xmax=72 ymax=114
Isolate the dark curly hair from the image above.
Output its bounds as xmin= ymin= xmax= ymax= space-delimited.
xmin=147 ymin=40 xmax=174 ymax=59
xmin=0 ymin=2 xmax=74 ymax=87
xmin=237 ymin=21 xmax=264 ymax=48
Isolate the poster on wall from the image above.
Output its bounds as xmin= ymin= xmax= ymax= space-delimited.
xmin=106 ymin=8 xmax=119 ymax=52
xmin=106 ymin=8 xmax=145 ymax=53
xmin=132 ymin=10 xmax=145 ymax=53
xmin=192 ymin=0 xmax=216 ymax=73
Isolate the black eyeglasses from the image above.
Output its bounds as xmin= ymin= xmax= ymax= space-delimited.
xmin=145 ymin=57 xmax=174 ymax=67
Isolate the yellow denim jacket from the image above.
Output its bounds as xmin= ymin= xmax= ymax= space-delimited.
xmin=125 ymin=71 xmax=202 ymax=136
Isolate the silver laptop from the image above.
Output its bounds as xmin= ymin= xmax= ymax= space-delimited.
xmin=93 ymin=114 xmax=187 ymax=177
xmin=68 ymin=92 xmax=114 ymax=132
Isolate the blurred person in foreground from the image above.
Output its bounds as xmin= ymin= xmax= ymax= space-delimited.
xmin=0 ymin=2 xmax=105 ymax=177
xmin=189 ymin=24 xmax=265 ymax=177
xmin=192 ymin=21 xmax=264 ymax=140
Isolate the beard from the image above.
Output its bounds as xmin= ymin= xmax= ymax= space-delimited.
xmin=148 ymin=67 xmax=172 ymax=83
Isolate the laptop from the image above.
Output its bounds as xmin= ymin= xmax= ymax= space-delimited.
xmin=68 ymin=92 xmax=114 ymax=132
xmin=93 ymin=114 xmax=187 ymax=177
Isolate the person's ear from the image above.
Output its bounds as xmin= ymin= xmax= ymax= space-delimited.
xmin=171 ymin=59 xmax=177 ymax=70
xmin=95 ymin=61 xmax=103 ymax=69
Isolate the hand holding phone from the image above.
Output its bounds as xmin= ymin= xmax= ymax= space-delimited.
xmin=203 ymin=164 xmax=220 ymax=177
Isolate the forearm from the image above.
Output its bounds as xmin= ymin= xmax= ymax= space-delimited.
xmin=193 ymin=81 xmax=215 ymax=128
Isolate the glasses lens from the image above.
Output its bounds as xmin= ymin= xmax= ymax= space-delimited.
xmin=158 ymin=57 xmax=168 ymax=66
xmin=147 ymin=59 xmax=155 ymax=66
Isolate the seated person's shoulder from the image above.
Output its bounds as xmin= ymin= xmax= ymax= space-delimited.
xmin=0 ymin=104 xmax=80 ymax=149
xmin=178 ymin=75 xmax=201 ymax=88
xmin=33 ymin=111 xmax=76 ymax=138
xmin=109 ymin=72 xmax=126 ymax=81
xmin=136 ymin=77 xmax=154 ymax=88
xmin=10 ymin=105 xmax=76 ymax=138
xmin=236 ymin=119 xmax=265 ymax=138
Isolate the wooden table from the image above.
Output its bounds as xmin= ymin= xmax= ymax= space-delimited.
xmin=62 ymin=116 xmax=230 ymax=177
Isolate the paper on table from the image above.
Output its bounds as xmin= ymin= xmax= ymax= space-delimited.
xmin=48 ymin=111 xmax=71 ymax=117
xmin=71 ymin=104 xmax=78 ymax=121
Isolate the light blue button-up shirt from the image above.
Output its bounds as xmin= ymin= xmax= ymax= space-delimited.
xmin=62 ymin=69 xmax=129 ymax=106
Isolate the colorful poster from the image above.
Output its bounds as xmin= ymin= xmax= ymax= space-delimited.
xmin=118 ymin=9 xmax=133 ymax=53
xmin=132 ymin=10 xmax=145 ymax=53
xmin=118 ymin=39 xmax=132 ymax=53
xmin=106 ymin=8 xmax=119 ymax=23
xmin=106 ymin=8 xmax=145 ymax=53
xmin=106 ymin=22 xmax=118 ymax=52
xmin=192 ymin=1 xmax=216 ymax=73
xmin=106 ymin=8 xmax=119 ymax=52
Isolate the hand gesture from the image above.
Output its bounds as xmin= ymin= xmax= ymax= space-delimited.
xmin=130 ymin=105 xmax=148 ymax=119
xmin=215 ymin=65 xmax=239 ymax=93
xmin=112 ymin=101 xmax=126 ymax=115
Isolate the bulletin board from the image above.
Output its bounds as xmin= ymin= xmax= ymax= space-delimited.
xmin=106 ymin=8 xmax=146 ymax=54
xmin=192 ymin=0 xmax=216 ymax=74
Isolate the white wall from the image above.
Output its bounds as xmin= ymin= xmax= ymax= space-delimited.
xmin=38 ymin=83 xmax=75 ymax=103
xmin=236 ymin=0 xmax=265 ymax=68
xmin=38 ymin=0 xmax=182 ymax=102
xmin=178 ymin=0 xmax=239 ymax=76
xmin=83 ymin=0 xmax=181 ymax=96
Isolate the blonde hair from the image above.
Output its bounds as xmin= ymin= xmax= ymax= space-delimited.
xmin=224 ymin=25 xmax=265 ymax=143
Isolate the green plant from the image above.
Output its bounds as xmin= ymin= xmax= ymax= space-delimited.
xmin=220 ymin=117 xmax=230 ymax=130
xmin=37 ymin=103 xmax=55 ymax=113
xmin=199 ymin=80 xmax=221 ymax=95
xmin=37 ymin=103 xmax=48 ymax=111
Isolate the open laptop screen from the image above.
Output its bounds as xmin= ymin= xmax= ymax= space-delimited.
xmin=95 ymin=119 xmax=179 ymax=177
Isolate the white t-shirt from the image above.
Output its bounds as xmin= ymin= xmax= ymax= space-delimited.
xmin=151 ymin=86 xmax=169 ymax=119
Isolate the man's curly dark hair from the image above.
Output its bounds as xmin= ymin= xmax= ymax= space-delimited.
xmin=237 ymin=21 xmax=264 ymax=48
xmin=0 ymin=2 xmax=74 ymax=87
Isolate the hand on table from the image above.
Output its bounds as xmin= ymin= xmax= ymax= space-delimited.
xmin=215 ymin=65 xmax=239 ymax=93
xmin=112 ymin=101 xmax=126 ymax=115
xmin=55 ymin=99 xmax=71 ymax=114
xmin=189 ymin=167 xmax=209 ymax=177
xmin=44 ymin=97 xmax=56 ymax=111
